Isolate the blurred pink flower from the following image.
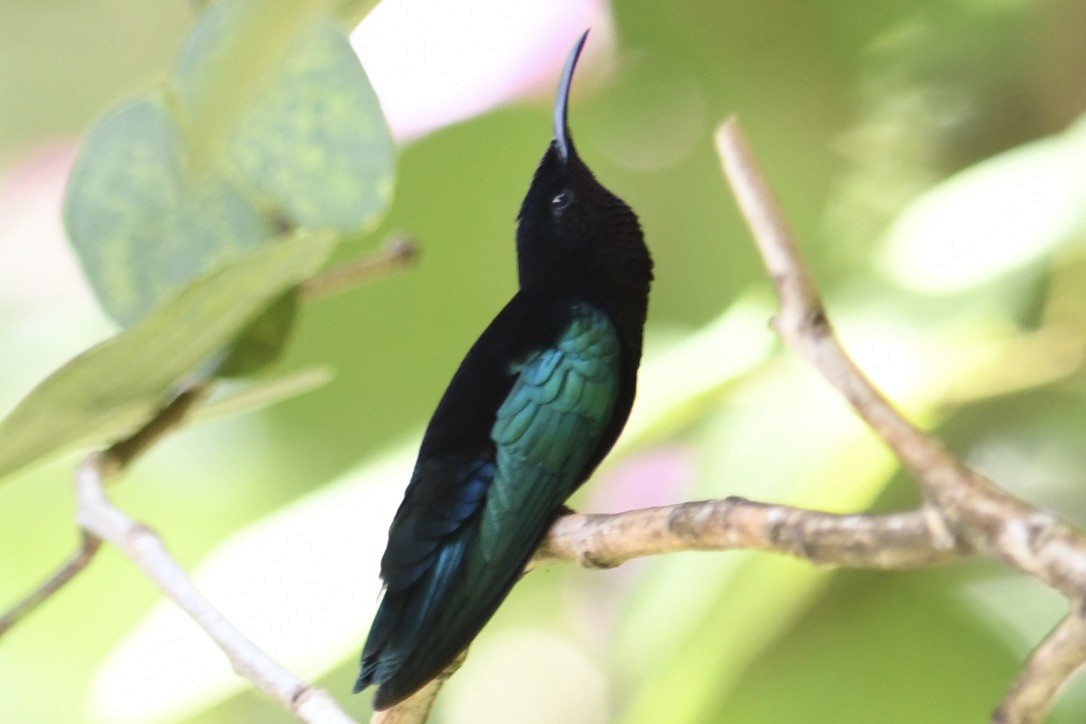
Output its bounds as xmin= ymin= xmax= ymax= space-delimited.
xmin=0 ymin=144 xmax=95 ymax=309
xmin=587 ymin=445 xmax=697 ymax=513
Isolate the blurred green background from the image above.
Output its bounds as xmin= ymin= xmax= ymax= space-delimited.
xmin=4 ymin=0 xmax=1086 ymax=722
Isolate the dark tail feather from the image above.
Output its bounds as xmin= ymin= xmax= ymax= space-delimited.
xmin=355 ymin=534 xmax=470 ymax=702
xmin=353 ymin=595 xmax=400 ymax=693
xmin=367 ymin=546 xmax=536 ymax=710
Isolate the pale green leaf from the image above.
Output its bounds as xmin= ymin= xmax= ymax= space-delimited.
xmin=176 ymin=2 xmax=395 ymax=230
xmin=63 ymin=97 xmax=273 ymax=326
xmin=0 ymin=232 xmax=337 ymax=481
xmin=193 ymin=366 xmax=334 ymax=422
xmin=64 ymin=0 xmax=395 ymax=327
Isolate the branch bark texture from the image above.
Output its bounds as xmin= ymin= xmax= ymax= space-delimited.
xmin=533 ymin=498 xmax=961 ymax=570
xmin=994 ymin=604 xmax=1086 ymax=723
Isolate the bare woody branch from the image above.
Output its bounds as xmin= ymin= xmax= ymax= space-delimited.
xmin=714 ymin=117 xmax=1086 ymax=723
xmin=75 ymin=452 xmax=356 ymax=724
xmin=1 ymin=383 xmax=358 ymax=723
xmin=376 ymin=499 xmax=964 ymax=723
xmin=0 ymin=387 xmax=205 ymax=637
xmin=715 ymin=118 xmax=1086 ymax=600
xmin=0 ymin=532 xmax=100 ymax=637
xmin=534 ymin=498 xmax=962 ymax=570
xmin=994 ymin=605 xmax=1086 ymax=724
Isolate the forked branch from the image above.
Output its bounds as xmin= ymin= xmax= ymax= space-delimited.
xmin=374 ymin=118 xmax=1086 ymax=724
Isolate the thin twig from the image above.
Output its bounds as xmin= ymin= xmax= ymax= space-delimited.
xmin=75 ymin=453 xmax=355 ymax=723
xmin=300 ymin=236 xmax=418 ymax=302
xmin=1 ymin=380 xmax=355 ymax=721
xmin=0 ymin=386 xmax=207 ymax=638
xmin=714 ymin=117 xmax=969 ymax=499
xmin=107 ymin=385 xmax=208 ymax=469
xmin=994 ymin=605 xmax=1086 ymax=724
xmin=0 ymin=532 xmax=101 ymax=636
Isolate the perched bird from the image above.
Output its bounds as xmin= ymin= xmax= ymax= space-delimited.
xmin=354 ymin=30 xmax=653 ymax=709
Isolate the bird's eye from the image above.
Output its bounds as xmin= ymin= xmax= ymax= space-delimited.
xmin=551 ymin=190 xmax=572 ymax=212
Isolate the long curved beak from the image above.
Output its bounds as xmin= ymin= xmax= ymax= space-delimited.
xmin=553 ymin=30 xmax=590 ymax=164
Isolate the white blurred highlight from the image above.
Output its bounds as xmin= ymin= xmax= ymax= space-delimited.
xmin=442 ymin=629 xmax=608 ymax=724
xmin=879 ymin=121 xmax=1086 ymax=294
xmin=351 ymin=0 xmax=613 ymax=143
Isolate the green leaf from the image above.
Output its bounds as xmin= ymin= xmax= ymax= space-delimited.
xmin=64 ymin=0 xmax=395 ymax=327
xmin=333 ymin=0 xmax=381 ymax=26
xmin=216 ymin=291 xmax=300 ymax=377
xmin=175 ymin=2 xmax=395 ymax=230
xmin=0 ymin=231 xmax=337 ymax=482
xmin=193 ymin=366 xmax=334 ymax=422
xmin=63 ymin=97 xmax=274 ymax=327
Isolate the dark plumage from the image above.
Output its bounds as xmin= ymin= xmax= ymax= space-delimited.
xmin=354 ymin=31 xmax=653 ymax=709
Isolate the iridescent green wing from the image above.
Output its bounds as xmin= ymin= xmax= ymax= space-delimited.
xmin=399 ymin=304 xmax=621 ymax=685
xmin=479 ymin=304 xmax=621 ymax=558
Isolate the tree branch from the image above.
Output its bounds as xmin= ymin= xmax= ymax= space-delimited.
xmin=714 ymin=116 xmax=1086 ymax=722
xmin=533 ymin=498 xmax=962 ymax=570
xmin=715 ymin=117 xmax=1086 ymax=597
xmin=1 ymin=382 xmax=357 ymax=722
xmin=75 ymin=452 xmax=356 ymax=723
xmin=0 ymin=387 xmax=206 ymax=638
xmin=994 ymin=604 xmax=1086 ymax=724
xmin=0 ymin=531 xmax=100 ymax=637
xmin=300 ymin=236 xmax=418 ymax=302
xmin=373 ymin=497 xmax=966 ymax=723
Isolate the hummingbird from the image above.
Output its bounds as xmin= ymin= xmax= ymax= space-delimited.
xmin=354 ymin=30 xmax=653 ymax=709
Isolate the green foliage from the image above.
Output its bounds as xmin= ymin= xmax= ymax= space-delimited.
xmin=216 ymin=292 xmax=301 ymax=378
xmin=0 ymin=231 xmax=337 ymax=480
xmin=1 ymin=0 xmax=396 ymax=481
xmin=63 ymin=96 xmax=275 ymax=327
xmin=175 ymin=5 xmax=393 ymax=231
xmin=65 ymin=0 xmax=392 ymax=328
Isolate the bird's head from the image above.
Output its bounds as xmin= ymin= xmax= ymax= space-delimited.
xmin=515 ymin=31 xmax=651 ymax=301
